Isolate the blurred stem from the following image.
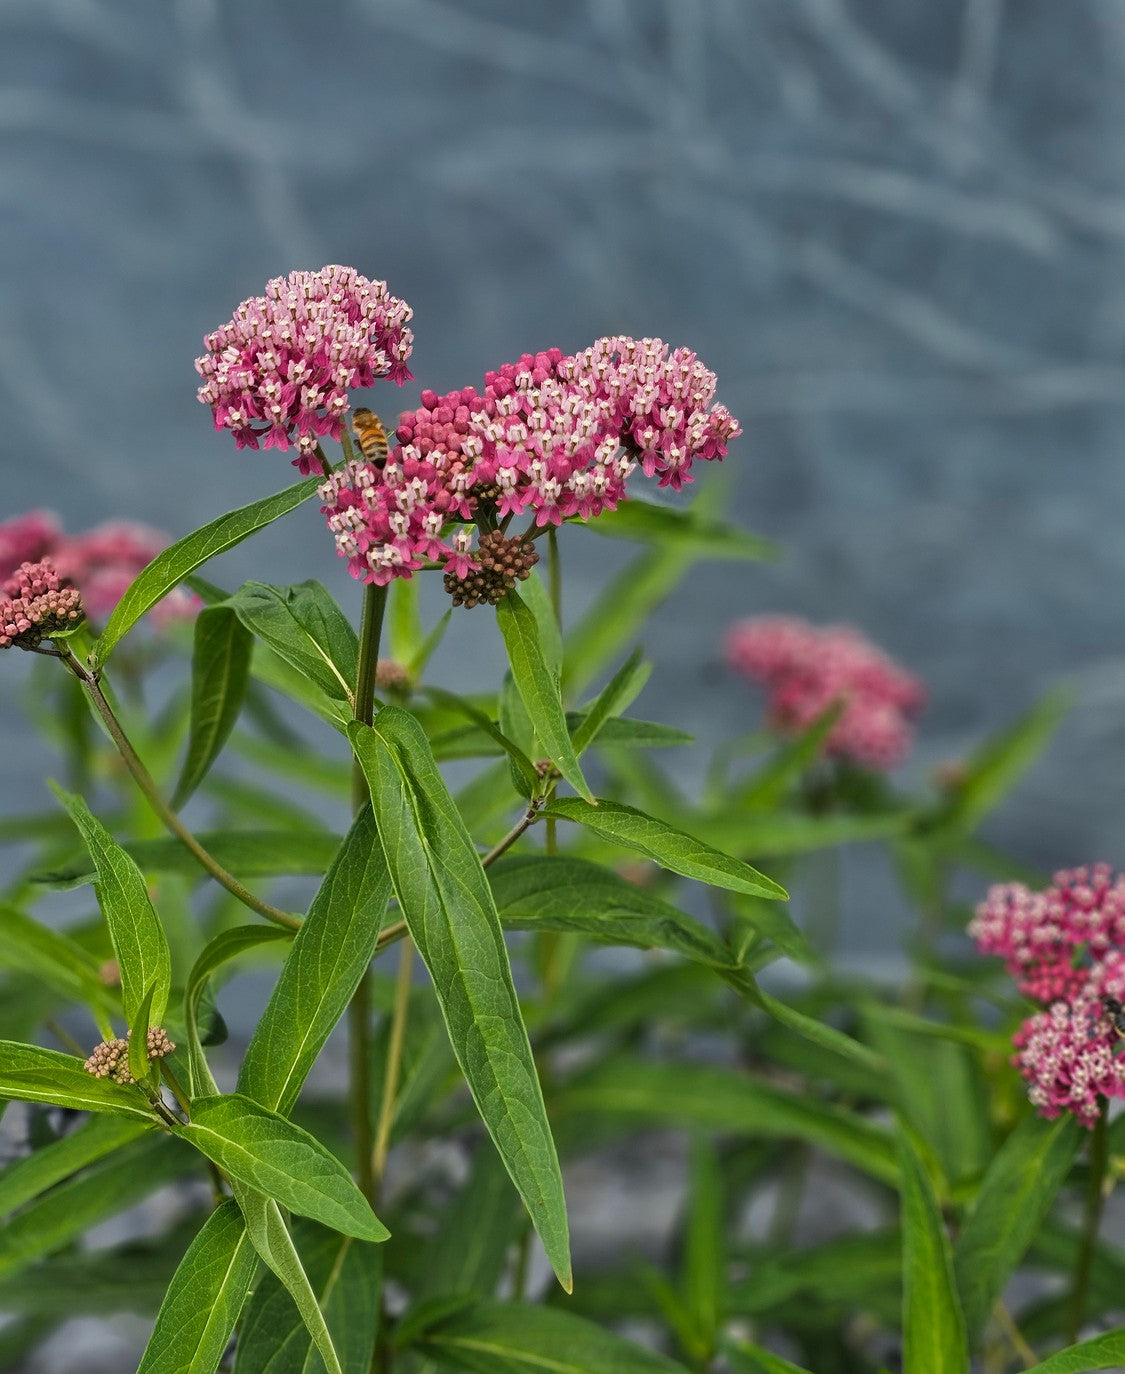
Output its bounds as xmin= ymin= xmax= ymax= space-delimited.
xmin=371 ymin=937 xmax=415 ymax=1196
xmin=349 ymin=581 xmax=388 ymax=1205
xmin=992 ymin=1299 xmax=1036 ymax=1370
xmin=56 ymin=644 xmax=300 ymax=931
xmin=1068 ymin=1105 xmax=1109 ymax=1343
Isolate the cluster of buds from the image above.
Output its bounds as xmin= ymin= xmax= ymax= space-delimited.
xmin=443 ymin=530 xmax=539 ymax=608
xmin=83 ymin=1027 xmax=175 ymax=1085
xmin=724 ymin=616 xmax=925 ymax=771
xmin=971 ymin=868 xmax=1125 ymax=1126
xmin=0 ymin=511 xmax=196 ymax=627
xmin=0 ymin=561 xmax=84 ymax=650
xmin=195 ymin=265 xmax=413 ymax=473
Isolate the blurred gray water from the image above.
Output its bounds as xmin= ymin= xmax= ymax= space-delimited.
xmin=4 ymin=0 xmax=1125 ymax=945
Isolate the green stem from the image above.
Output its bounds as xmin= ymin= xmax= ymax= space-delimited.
xmin=1068 ymin=1105 xmax=1109 ymax=1343
xmin=349 ymin=581 xmax=389 ymax=1204
xmin=547 ymin=526 xmax=562 ymax=628
xmin=58 ymin=645 xmax=300 ymax=931
xmin=480 ymin=803 xmax=542 ymax=867
xmin=371 ymin=937 xmax=415 ymax=1195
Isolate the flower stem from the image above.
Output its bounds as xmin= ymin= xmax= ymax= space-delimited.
xmin=371 ymin=937 xmax=415 ymax=1194
xmin=57 ymin=645 xmax=299 ymax=931
xmin=1068 ymin=1105 xmax=1110 ymax=1343
xmin=349 ymin=581 xmax=389 ymax=1204
xmin=480 ymin=802 xmax=543 ymax=867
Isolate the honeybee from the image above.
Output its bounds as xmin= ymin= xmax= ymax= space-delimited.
xmin=352 ymin=407 xmax=389 ymax=465
xmin=1102 ymin=996 xmax=1125 ymax=1038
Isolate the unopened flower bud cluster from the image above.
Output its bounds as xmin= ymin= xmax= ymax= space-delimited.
xmin=83 ymin=1027 xmax=175 ymax=1085
xmin=0 ymin=561 xmax=84 ymax=650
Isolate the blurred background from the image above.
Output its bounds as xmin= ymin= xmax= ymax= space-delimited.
xmin=3 ymin=0 xmax=1122 ymax=953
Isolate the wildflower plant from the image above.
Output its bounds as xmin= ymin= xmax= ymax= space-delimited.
xmin=0 ymin=265 xmax=1123 ymax=1374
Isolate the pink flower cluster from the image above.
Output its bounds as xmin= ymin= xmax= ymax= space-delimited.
xmin=195 ymin=265 xmax=413 ymax=473
xmin=970 ymin=867 xmax=1125 ymax=1126
xmin=0 ymin=560 xmax=84 ymax=649
xmin=320 ymin=338 xmax=740 ymax=587
xmin=0 ymin=512 xmax=196 ymax=626
xmin=723 ymin=616 xmax=925 ymax=770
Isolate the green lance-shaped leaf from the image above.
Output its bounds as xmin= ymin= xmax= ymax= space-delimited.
xmin=898 ymin=1127 xmax=969 ymax=1374
xmin=570 ymin=646 xmax=650 ymax=755
xmin=233 ymin=1220 xmax=381 ymax=1374
xmin=489 ymin=854 xmax=736 ymax=970
xmin=91 ymin=474 xmax=321 ymax=667
xmin=733 ymin=702 xmax=845 ymax=809
xmin=234 ymin=1186 xmax=344 ymax=1374
xmin=185 ymin=925 xmax=293 ymax=1098
xmin=172 ymin=606 xmax=253 ymax=808
xmin=50 ymin=786 xmax=171 ymax=1027
xmin=407 ymin=1298 xmax=692 ymax=1374
xmin=953 ymin=1112 xmax=1081 ymax=1342
xmin=0 ymin=1115 xmax=148 ymax=1216
xmin=136 ymin=1200 xmax=258 ymax=1374
xmin=681 ymin=1135 xmax=725 ymax=1362
xmin=127 ymin=981 xmax=158 ymax=1084
xmin=722 ymin=1341 xmax=814 ymax=1374
xmin=496 ymin=589 xmax=593 ymax=803
xmin=225 ymin=581 xmax=359 ymax=708
xmin=544 ymin=797 xmax=787 ymax=901
xmin=177 ymin=1095 xmax=388 ymax=1242
xmin=1018 ymin=1329 xmax=1125 ymax=1373
xmin=585 ymin=498 xmax=781 ymax=563
xmin=424 ymin=686 xmax=539 ymax=797
xmin=349 ymin=710 xmax=572 ymax=1291
xmin=238 ymin=807 xmax=391 ymax=1116
xmin=0 ymin=1041 xmax=154 ymax=1121
xmin=514 ymin=568 xmax=563 ymax=673
xmin=0 ymin=901 xmax=116 ymax=1023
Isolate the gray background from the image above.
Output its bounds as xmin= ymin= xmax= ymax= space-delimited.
xmin=3 ymin=0 xmax=1124 ymax=957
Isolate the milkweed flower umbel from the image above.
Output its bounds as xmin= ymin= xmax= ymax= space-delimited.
xmin=971 ymin=870 xmax=1125 ymax=1125
xmin=0 ymin=560 xmax=84 ymax=650
xmin=724 ymin=616 xmax=925 ymax=770
xmin=320 ymin=337 xmax=740 ymax=592
xmin=195 ymin=265 xmax=414 ymax=472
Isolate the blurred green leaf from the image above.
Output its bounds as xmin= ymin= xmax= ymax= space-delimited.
xmin=545 ymin=797 xmax=787 ymax=900
xmin=136 ymin=1201 xmax=257 ymax=1374
xmin=51 ymin=786 xmax=171 ymax=1026
xmin=408 ymin=1298 xmax=691 ymax=1373
xmin=570 ymin=647 xmax=650 ymax=754
xmin=898 ymin=1128 xmax=968 ymax=1374
xmin=497 ymin=590 xmax=593 ymax=802
xmin=681 ymin=1135 xmax=725 ymax=1361
xmin=92 ymin=475 xmax=320 ymax=666
xmin=734 ymin=704 xmax=845 ymax=809
xmin=0 ymin=901 xmax=115 ymax=1020
xmin=723 ymin=1342 xmax=814 ymax=1374
xmin=350 ymin=709 xmax=571 ymax=1291
xmin=586 ymin=499 xmax=779 ymax=562
xmin=954 ymin=1112 xmax=1080 ymax=1342
xmin=0 ymin=1115 xmax=148 ymax=1216
xmin=173 ymin=606 xmax=253 ymax=808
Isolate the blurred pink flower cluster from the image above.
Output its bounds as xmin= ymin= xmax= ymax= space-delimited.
xmin=0 ymin=560 xmax=84 ymax=650
xmin=195 ymin=265 xmax=414 ymax=474
xmin=970 ymin=866 xmax=1125 ymax=1126
xmin=0 ymin=512 xmax=196 ymax=627
xmin=320 ymin=339 xmax=740 ymax=587
xmin=723 ymin=616 xmax=925 ymax=770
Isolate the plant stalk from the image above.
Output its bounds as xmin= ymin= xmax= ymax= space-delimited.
xmin=1068 ymin=1104 xmax=1110 ymax=1343
xmin=58 ymin=645 xmax=300 ymax=931
xmin=371 ymin=937 xmax=415 ymax=1195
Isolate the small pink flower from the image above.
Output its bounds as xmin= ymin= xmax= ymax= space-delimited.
xmin=724 ymin=616 xmax=925 ymax=770
xmin=1012 ymin=985 xmax=1125 ymax=1128
xmin=196 ymin=265 xmax=414 ymax=471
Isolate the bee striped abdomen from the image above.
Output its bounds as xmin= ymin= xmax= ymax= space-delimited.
xmin=352 ymin=407 xmax=389 ymax=465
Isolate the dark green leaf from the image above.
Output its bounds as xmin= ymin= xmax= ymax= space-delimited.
xmin=128 ymin=981 xmax=159 ymax=1084
xmin=424 ymin=686 xmax=538 ymax=796
xmin=136 ymin=1201 xmax=258 ymax=1374
xmin=496 ymin=590 xmax=593 ymax=802
xmin=953 ymin=1112 xmax=1081 ymax=1341
xmin=234 ymin=1220 xmax=381 ymax=1374
xmin=555 ymin=1058 xmax=898 ymax=1184
xmin=544 ymin=798 xmax=787 ymax=901
xmin=1019 ymin=1330 xmax=1125 ymax=1372
xmin=490 ymin=854 xmax=735 ymax=969
xmin=350 ymin=710 xmax=571 ymax=1290
xmin=0 ymin=1041 xmax=155 ymax=1121
xmin=180 ymin=1094 xmax=387 ymax=1241
xmin=570 ymin=648 xmax=649 ymax=755
xmin=238 ymin=807 xmax=391 ymax=1115
xmin=234 ymin=1186 xmax=344 ymax=1374
xmin=50 ymin=786 xmax=171 ymax=1025
xmin=92 ymin=475 xmax=320 ymax=666
xmin=173 ymin=606 xmax=253 ymax=808
xmin=226 ymin=581 xmax=359 ymax=707
xmin=37 ymin=828 xmax=342 ymax=889
xmin=585 ymin=499 xmax=779 ymax=563
xmin=898 ymin=1128 xmax=968 ymax=1374
xmin=185 ymin=925 xmax=292 ymax=1097
xmin=410 ymin=1299 xmax=691 ymax=1373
